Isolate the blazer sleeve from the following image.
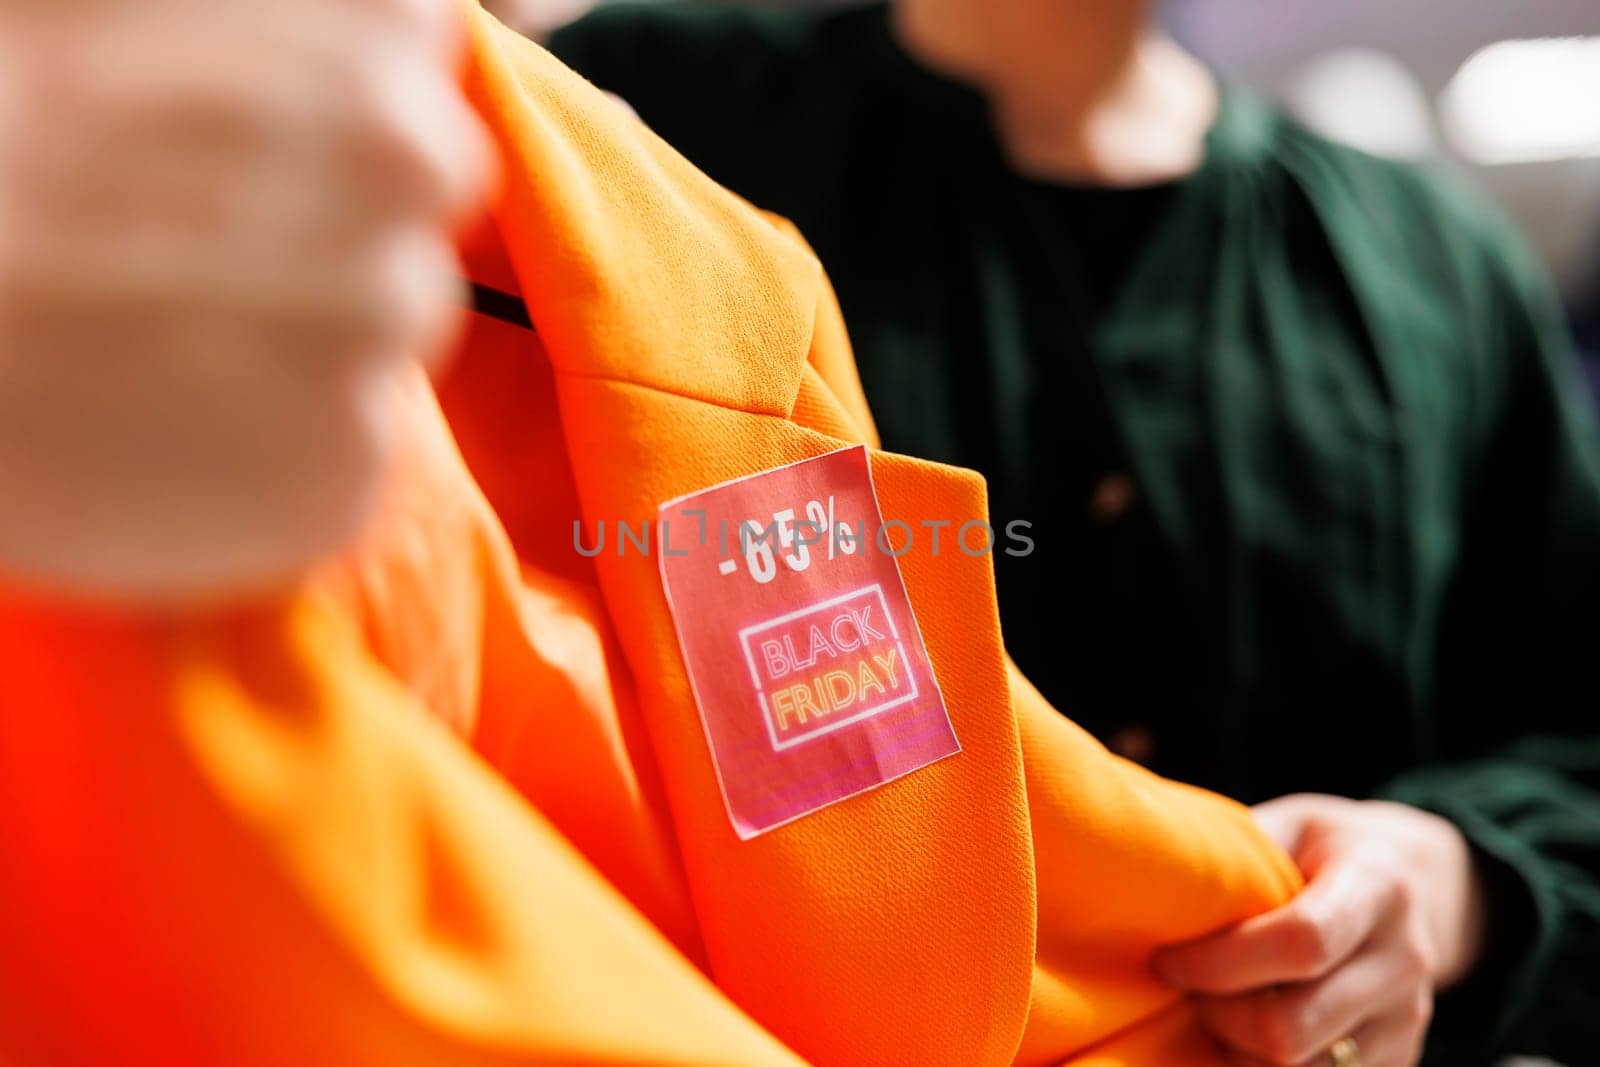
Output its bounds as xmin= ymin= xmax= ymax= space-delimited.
xmin=0 ymin=591 xmax=804 ymax=1067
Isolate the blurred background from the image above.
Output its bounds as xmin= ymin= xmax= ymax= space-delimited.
xmin=548 ymin=0 xmax=1600 ymax=404
xmin=1165 ymin=0 xmax=1600 ymax=404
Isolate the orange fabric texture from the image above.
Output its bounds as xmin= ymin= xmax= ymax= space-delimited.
xmin=0 ymin=7 xmax=1300 ymax=1066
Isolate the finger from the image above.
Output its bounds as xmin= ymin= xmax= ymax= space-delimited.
xmin=1154 ymin=858 xmax=1395 ymax=993
xmin=370 ymin=227 xmax=469 ymax=371
xmin=1289 ymin=999 xmax=1430 ymax=1067
xmin=332 ymin=58 xmax=492 ymax=224
xmin=1346 ymin=995 xmax=1432 ymax=1067
xmin=346 ymin=0 xmax=460 ymax=55
xmin=1250 ymin=795 xmax=1318 ymax=853
xmin=392 ymin=71 xmax=495 ymax=225
xmin=413 ymin=0 xmax=467 ymax=58
xmin=1192 ymin=943 xmax=1407 ymax=1065
xmin=300 ymin=227 xmax=465 ymax=367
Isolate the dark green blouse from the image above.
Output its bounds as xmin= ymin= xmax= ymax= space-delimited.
xmin=551 ymin=4 xmax=1600 ymax=1061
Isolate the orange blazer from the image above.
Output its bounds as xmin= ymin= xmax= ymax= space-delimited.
xmin=0 ymin=7 xmax=1300 ymax=1065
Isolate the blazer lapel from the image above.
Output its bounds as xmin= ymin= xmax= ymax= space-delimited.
xmin=464 ymin=11 xmax=1037 ymax=1064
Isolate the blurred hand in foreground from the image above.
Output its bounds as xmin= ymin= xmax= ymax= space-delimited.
xmin=0 ymin=0 xmax=492 ymax=604
xmin=1153 ymin=794 xmax=1488 ymax=1067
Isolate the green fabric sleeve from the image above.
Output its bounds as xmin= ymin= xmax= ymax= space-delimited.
xmin=1382 ymin=183 xmax=1600 ymax=1063
xmin=1385 ymin=748 xmax=1600 ymax=1062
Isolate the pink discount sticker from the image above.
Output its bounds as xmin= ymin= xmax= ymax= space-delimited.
xmin=658 ymin=445 xmax=959 ymax=839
